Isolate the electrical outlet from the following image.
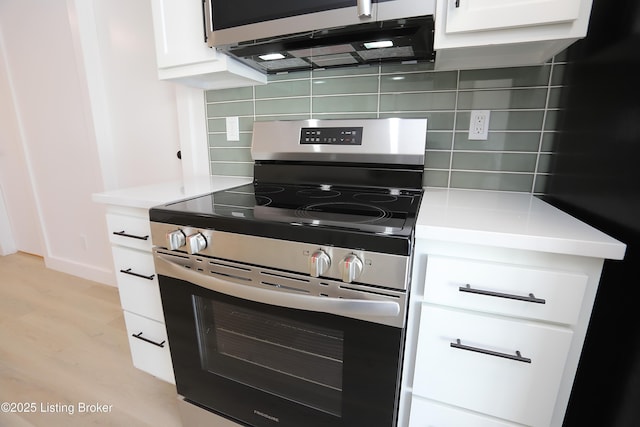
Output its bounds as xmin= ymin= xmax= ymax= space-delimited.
xmin=226 ymin=116 xmax=240 ymax=141
xmin=468 ymin=110 xmax=490 ymax=140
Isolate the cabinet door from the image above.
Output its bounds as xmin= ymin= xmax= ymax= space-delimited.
xmin=150 ymin=0 xmax=217 ymax=68
xmin=112 ymin=246 xmax=164 ymax=323
xmin=424 ymin=256 xmax=588 ymax=325
xmin=409 ymin=396 xmax=519 ymax=427
xmin=123 ymin=311 xmax=175 ymax=384
xmin=413 ymin=305 xmax=572 ymax=426
xmin=443 ymin=0 xmax=582 ymax=34
xmin=106 ymin=213 xmax=152 ymax=252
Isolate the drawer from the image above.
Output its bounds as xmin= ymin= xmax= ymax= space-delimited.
xmin=123 ymin=311 xmax=175 ymax=384
xmin=409 ymin=396 xmax=519 ymax=427
xmin=413 ymin=305 xmax=572 ymax=427
xmin=424 ymin=255 xmax=588 ymax=325
xmin=112 ymin=246 xmax=164 ymax=322
xmin=106 ymin=212 xmax=152 ymax=251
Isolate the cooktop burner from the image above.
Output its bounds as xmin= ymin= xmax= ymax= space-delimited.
xmin=149 ymin=119 xmax=428 ymax=256
xmin=150 ymin=182 xmax=422 ymax=255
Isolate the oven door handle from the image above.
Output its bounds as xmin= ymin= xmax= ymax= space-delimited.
xmin=155 ymin=254 xmax=400 ymax=319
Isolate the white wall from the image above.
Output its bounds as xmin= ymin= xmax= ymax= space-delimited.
xmin=70 ymin=0 xmax=183 ymax=190
xmin=0 ymin=0 xmax=184 ymax=285
xmin=0 ymin=185 xmax=17 ymax=256
xmin=0 ymin=0 xmax=112 ymax=283
xmin=0 ymin=27 xmax=44 ymax=256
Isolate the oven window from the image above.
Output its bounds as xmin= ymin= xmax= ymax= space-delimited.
xmin=193 ymin=296 xmax=345 ymax=417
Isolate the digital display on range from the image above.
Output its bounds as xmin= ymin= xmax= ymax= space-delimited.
xmin=300 ymin=127 xmax=363 ymax=145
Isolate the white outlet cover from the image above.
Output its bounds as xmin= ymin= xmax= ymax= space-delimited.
xmin=468 ymin=110 xmax=490 ymax=141
xmin=226 ymin=116 xmax=240 ymax=141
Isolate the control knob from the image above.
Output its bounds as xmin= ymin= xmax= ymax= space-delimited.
xmin=186 ymin=232 xmax=207 ymax=254
xmin=166 ymin=230 xmax=186 ymax=250
xmin=340 ymin=254 xmax=363 ymax=283
xmin=309 ymin=250 xmax=331 ymax=277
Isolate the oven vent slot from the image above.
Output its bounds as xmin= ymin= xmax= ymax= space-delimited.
xmin=260 ymin=271 xmax=310 ymax=283
xmin=339 ymin=285 xmax=401 ymax=299
xmin=209 ymin=260 xmax=251 ymax=272
xmin=260 ymin=281 xmax=310 ymax=294
xmin=156 ymin=249 xmax=189 ymax=260
xmin=211 ymin=271 xmax=252 ymax=282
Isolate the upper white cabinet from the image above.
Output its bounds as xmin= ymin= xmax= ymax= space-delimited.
xmin=434 ymin=0 xmax=593 ymax=70
xmin=149 ymin=0 xmax=266 ymax=90
xmin=444 ymin=0 xmax=582 ymax=34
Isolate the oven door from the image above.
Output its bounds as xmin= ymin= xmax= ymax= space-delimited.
xmin=155 ymin=253 xmax=406 ymax=427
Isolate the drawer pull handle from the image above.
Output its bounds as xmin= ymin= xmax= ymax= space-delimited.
xmin=459 ymin=284 xmax=546 ymax=304
xmin=451 ymin=339 xmax=531 ymax=363
xmin=120 ymin=268 xmax=155 ymax=281
xmin=132 ymin=332 xmax=165 ymax=348
xmin=113 ymin=230 xmax=149 ymax=241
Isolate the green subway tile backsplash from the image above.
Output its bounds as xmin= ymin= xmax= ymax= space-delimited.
xmin=379 ymin=71 xmax=458 ymax=92
xmin=205 ymin=86 xmax=253 ymax=102
xmin=458 ymin=66 xmax=551 ymax=89
xmin=255 ymin=97 xmax=310 ymax=116
xmin=312 ymin=94 xmax=378 ymax=114
xmin=456 ymin=88 xmax=548 ymax=110
xmin=452 ymin=152 xmax=538 ymax=173
xmin=459 ymin=110 xmax=547 ymax=131
xmin=424 ymin=151 xmax=452 ymax=170
xmin=206 ymin=100 xmax=253 ymax=117
xmin=312 ymin=76 xmax=379 ymax=95
xmin=453 ymin=132 xmax=541 ymax=152
xmin=209 ymin=147 xmax=252 ymax=162
xmin=255 ymin=80 xmax=310 ymax=99
xmin=451 ymin=171 xmax=535 ymax=192
xmin=380 ymin=92 xmax=457 ymax=112
xmin=205 ymin=56 xmax=566 ymax=194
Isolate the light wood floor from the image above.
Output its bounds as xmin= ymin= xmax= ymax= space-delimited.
xmin=0 ymin=252 xmax=182 ymax=427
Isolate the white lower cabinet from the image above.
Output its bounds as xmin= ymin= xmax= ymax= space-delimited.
xmin=424 ymin=256 xmax=588 ymax=325
xmin=124 ymin=311 xmax=175 ymax=384
xmin=112 ymin=246 xmax=164 ymax=323
xmin=413 ymin=305 xmax=572 ymax=426
xmin=409 ymin=397 xmax=519 ymax=427
xmin=402 ymin=248 xmax=606 ymax=426
xmin=106 ymin=212 xmax=152 ymax=251
xmin=399 ymin=190 xmax=625 ymax=427
xmin=102 ymin=207 xmax=175 ymax=384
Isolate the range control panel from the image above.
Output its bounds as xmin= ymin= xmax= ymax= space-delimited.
xmin=300 ymin=127 xmax=363 ymax=145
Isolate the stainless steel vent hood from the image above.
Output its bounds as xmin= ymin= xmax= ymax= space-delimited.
xmin=222 ymin=16 xmax=434 ymax=74
xmin=220 ymin=16 xmax=434 ymax=74
xmin=204 ymin=0 xmax=436 ymax=74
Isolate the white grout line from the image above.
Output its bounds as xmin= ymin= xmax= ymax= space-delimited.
xmin=447 ymin=70 xmax=460 ymax=189
xmin=203 ymin=62 xmax=565 ymax=193
xmin=532 ymin=58 xmax=556 ymax=194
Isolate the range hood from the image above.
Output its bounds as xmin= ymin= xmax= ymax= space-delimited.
xmin=217 ymin=16 xmax=435 ymax=74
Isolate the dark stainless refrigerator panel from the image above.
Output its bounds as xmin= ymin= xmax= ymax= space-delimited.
xmin=544 ymin=0 xmax=640 ymax=425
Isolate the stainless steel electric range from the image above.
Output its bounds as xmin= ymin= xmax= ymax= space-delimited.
xmin=149 ymin=118 xmax=427 ymax=427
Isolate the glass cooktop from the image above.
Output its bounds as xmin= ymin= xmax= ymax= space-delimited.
xmin=150 ymin=183 xmax=423 ymax=255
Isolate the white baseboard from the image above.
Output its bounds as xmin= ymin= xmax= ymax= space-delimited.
xmin=44 ymin=255 xmax=116 ymax=287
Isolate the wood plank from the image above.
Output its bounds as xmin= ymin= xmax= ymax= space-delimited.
xmin=0 ymin=253 xmax=181 ymax=426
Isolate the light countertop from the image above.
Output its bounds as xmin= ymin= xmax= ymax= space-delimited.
xmin=92 ymin=176 xmax=252 ymax=209
xmin=94 ymin=181 xmax=626 ymax=260
xmin=416 ymin=188 xmax=626 ymax=260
